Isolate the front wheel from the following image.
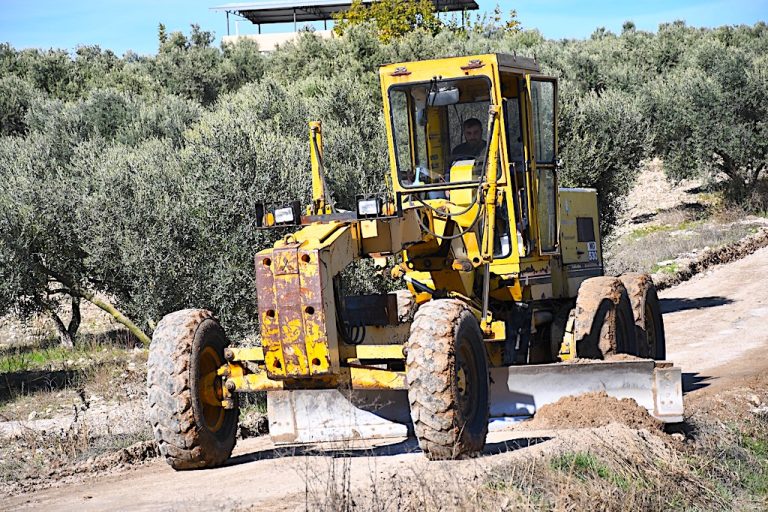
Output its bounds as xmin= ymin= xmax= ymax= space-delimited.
xmin=405 ymin=299 xmax=489 ymax=460
xmin=147 ymin=309 xmax=238 ymax=470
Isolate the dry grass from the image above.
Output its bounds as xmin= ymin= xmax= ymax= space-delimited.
xmin=606 ymin=212 xmax=767 ymax=276
xmin=305 ymin=386 xmax=768 ymax=512
xmin=309 ymin=421 xmax=766 ymax=512
xmin=0 ymin=313 xmax=153 ymax=493
xmin=606 ymin=159 xmax=768 ymax=276
xmin=0 ymin=398 xmax=153 ymax=491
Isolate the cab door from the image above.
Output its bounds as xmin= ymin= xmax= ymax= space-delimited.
xmin=525 ymin=76 xmax=559 ymax=255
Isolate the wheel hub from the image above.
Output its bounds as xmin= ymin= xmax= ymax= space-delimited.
xmin=199 ymin=346 xmax=226 ymax=432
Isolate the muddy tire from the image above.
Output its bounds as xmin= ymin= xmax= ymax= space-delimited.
xmin=147 ymin=309 xmax=238 ymax=470
xmin=405 ymin=299 xmax=489 ymax=460
xmin=620 ymin=273 xmax=666 ymax=359
xmin=394 ymin=289 xmax=418 ymax=323
xmin=573 ymin=277 xmax=637 ymax=359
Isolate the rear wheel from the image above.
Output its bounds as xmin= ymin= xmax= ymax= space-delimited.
xmin=573 ymin=277 xmax=637 ymax=359
xmin=147 ymin=309 xmax=238 ymax=470
xmin=405 ymin=299 xmax=489 ymax=460
xmin=620 ymin=273 xmax=666 ymax=359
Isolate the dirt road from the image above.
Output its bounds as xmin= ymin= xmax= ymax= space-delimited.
xmin=6 ymin=247 xmax=768 ymax=511
xmin=660 ymin=245 xmax=768 ymax=388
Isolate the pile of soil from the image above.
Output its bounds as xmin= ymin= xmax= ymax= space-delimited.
xmin=522 ymin=391 xmax=663 ymax=432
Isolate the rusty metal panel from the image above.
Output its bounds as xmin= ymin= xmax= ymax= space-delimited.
xmin=255 ymin=243 xmax=339 ymax=379
xmin=298 ymin=248 xmax=335 ymax=375
xmin=273 ymin=245 xmax=300 ymax=275
xmin=272 ymin=244 xmax=310 ymax=378
xmin=254 ymin=224 xmax=358 ymax=380
xmin=255 ymin=250 xmax=287 ymax=378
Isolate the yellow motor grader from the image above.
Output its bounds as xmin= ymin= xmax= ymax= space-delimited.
xmin=147 ymin=53 xmax=683 ymax=470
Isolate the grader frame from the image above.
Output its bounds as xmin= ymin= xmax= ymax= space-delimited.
xmin=147 ymin=54 xmax=683 ymax=470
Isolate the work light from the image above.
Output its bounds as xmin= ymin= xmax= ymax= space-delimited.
xmin=356 ymin=196 xmax=383 ymax=218
xmin=273 ymin=201 xmax=301 ymax=225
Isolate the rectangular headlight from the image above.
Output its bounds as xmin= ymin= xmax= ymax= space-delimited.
xmin=274 ymin=206 xmax=296 ymax=224
xmin=357 ymin=197 xmax=382 ymax=217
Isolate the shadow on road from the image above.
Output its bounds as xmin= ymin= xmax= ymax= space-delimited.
xmin=224 ymin=434 xmax=552 ymax=468
xmin=682 ymin=372 xmax=712 ymax=393
xmin=483 ymin=436 xmax=552 ymax=455
xmin=660 ymin=296 xmax=733 ymax=314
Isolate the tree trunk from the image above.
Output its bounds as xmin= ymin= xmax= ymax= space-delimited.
xmin=715 ymin=150 xmax=747 ymax=199
xmin=68 ymin=296 xmax=81 ymax=341
xmin=49 ymin=309 xmax=75 ymax=348
xmin=48 ymin=297 xmax=82 ymax=348
xmin=79 ymin=291 xmax=151 ymax=346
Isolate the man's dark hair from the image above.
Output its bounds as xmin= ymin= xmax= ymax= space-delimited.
xmin=463 ymin=118 xmax=482 ymax=130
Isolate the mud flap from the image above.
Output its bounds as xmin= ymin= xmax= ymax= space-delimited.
xmin=267 ymin=361 xmax=683 ymax=445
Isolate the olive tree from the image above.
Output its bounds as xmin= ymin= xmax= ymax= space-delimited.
xmin=648 ymin=38 xmax=767 ymax=205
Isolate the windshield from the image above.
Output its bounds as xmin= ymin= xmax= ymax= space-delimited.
xmin=388 ymin=77 xmax=492 ymax=189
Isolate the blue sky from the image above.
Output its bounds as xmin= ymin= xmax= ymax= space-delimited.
xmin=0 ymin=0 xmax=765 ymax=55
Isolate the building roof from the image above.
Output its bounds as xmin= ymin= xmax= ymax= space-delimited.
xmin=211 ymin=0 xmax=479 ymax=25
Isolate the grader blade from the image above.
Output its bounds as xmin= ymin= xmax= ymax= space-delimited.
xmin=266 ymin=360 xmax=683 ymax=446
xmin=489 ymin=360 xmax=684 ymax=426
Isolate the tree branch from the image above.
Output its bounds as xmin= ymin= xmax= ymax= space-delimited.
xmin=40 ymin=265 xmax=151 ymax=347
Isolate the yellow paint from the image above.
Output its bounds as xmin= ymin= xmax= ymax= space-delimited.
xmin=485 ymin=320 xmax=506 ymax=342
xmin=227 ymin=347 xmax=265 ymax=361
xmin=225 ymin=365 xmax=407 ymax=392
xmin=352 ymin=345 xmax=405 ymax=360
xmin=360 ymin=219 xmax=378 ymax=239
xmin=558 ymin=311 xmax=577 ymax=361
xmin=309 ymin=121 xmax=332 ymax=215
xmin=349 ymin=366 xmax=407 ymax=390
xmin=448 ymin=162 xmax=476 ymax=206
xmin=246 ymin=54 xmax=586 ymax=400
xmin=481 ymin=105 xmax=501 ymax=263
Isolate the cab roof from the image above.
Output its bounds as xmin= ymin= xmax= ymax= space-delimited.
xmin=380 ymin=53 xmax=540 ymax=76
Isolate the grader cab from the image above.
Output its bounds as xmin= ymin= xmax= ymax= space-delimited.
xmin=147 ymin=54 xmax=683 ymax=470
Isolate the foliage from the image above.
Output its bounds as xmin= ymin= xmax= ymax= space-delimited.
xmin=0 ymin=75 xmax=39 ymax=136
xmin=558 ymin=86 xmax=650 ymax=232
xmin=648 ymin=29 xmax=768 ymax=204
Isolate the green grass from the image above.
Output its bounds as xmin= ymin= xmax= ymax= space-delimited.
xmin=629 ymin=224 xmax=675 ymax=241
xmin=739 ymin=431 xmax=768 ymax=496
xmin=650 ymin=261 xmax=679 ymax=274
xmin=550 ymin=452 xmax=633 ymax=490
xmin=628 ymin=220 xmax=702 ymax=241
xmin=239 ymin=390 xmax=268 ymax=414
xmin=0 ymin=344 xmax=129 ymax=373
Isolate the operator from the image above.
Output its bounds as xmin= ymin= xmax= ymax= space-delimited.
xmin=451 ymin=118 xmax=486 ymax=160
